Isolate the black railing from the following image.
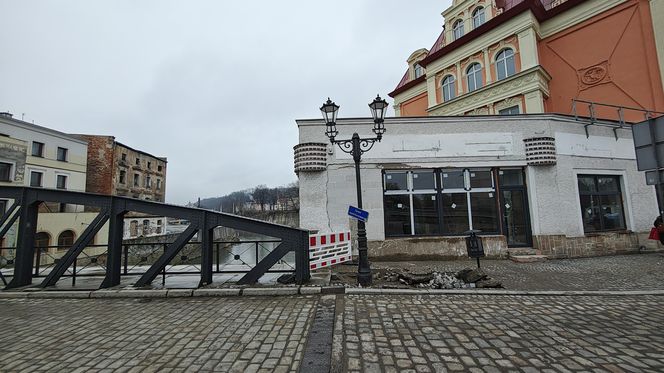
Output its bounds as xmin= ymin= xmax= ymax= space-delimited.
xmin=0 ymin=186 xmax=310 ymax=289
xmin=1 ymin=239 xmax=292 ymax=287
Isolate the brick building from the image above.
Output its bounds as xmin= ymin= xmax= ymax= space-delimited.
xmin=75 ymin=135 xmax=167 ymax=202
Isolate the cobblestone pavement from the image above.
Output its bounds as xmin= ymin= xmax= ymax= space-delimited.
xmin=374 ymin=253 xmax=664 ymax=291
xmin=340 ymin=294 xmax=664 ymax=373
xmin=0 ymin=296 xmax=316 ymax=373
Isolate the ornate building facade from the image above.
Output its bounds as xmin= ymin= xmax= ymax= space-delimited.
xmin=389 ymin=0 xmax=664 ymax=122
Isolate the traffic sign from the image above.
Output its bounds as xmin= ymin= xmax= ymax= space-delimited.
xmin=348 ymin=206 xmax=369 ymax=222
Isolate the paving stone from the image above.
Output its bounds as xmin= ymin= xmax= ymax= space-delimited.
xmin=0 ymin=296 xmax=315 ymax=371
xmin=338 ymin=294 xmax=664 ymax=372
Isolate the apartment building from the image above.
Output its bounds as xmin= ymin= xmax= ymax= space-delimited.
xmin=390 ymin=0 xmax=664 ymax=122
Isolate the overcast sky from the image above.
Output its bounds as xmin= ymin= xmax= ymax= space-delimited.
xmin=0 ymin=0 xmax=451 ymax=204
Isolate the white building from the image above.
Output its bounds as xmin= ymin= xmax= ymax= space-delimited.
xmin=295 ymin=114 xmax=658 ymax=259
xmin=0 ymin=112 xmax=92 ymax=251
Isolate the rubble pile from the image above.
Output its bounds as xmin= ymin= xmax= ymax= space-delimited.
xmin=379 ymin=267 xmax=503 ymax=289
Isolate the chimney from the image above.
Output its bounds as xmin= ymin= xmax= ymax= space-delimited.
xmin=0 ymin=112 xmax=13 ymax=119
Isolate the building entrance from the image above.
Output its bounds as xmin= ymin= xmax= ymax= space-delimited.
xmin=501 ymin=189 xmax=532 ymax=247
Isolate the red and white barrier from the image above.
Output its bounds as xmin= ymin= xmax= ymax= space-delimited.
xmin=309 ymin=231 xmax=352 ymax=270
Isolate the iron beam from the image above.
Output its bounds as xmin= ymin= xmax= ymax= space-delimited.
xmin=199 ymin=212 xmax=215 ymax=287
xmin=39 ymin=209 xmax=110 ymax=287
xmin=0 ymin=200 xmax=20 ymax=230
xmin=0 ymin=206 xmax=20 ymax=240
xmin=293 ymin=230 xmax=311 ymax=284
xmin=237 ymin=242 xmax=290 ymax=285
xmin=6 ymin=190 xmax=39 ymax=289
xmin=134 ymin=224 xmax=199 ymax=287
xmin=101 ymin=199 xmax=127 ymax=289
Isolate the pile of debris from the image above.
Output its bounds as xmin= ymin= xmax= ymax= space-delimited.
xmin=382 ymin=267 xmax=502 ymax=289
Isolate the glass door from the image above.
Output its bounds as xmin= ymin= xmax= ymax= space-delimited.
xmin=501 ymin=189 xmax=532 ymax=247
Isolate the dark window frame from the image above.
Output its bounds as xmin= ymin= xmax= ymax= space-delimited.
xmin=0 ymin=162 xmax=12 ymax=181
xmin=577 ymin=174 xmax=627 ymax=233
xmin=57 ymin=147 xmax=68 ymax=162
xmin=382 ymin=168 xmax=501 ymax=238
xmin=32 ymin=142 xmax=44 ymax=157
xmin=56 ymin=174 xmax=67 ymax=190
xmin=30 ymin=171 xmax=43 ymax=187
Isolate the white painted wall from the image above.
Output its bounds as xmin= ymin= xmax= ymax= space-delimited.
xmin=296 ymin=114 xmax=656 ymax=241
xmin=0 ymin=116 xmax=87 ymax=192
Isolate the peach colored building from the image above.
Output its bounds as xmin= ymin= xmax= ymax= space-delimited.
xmin=390 ymin=0 xmax=664 ymax=123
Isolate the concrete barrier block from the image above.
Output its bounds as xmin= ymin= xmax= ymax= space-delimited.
xmin=0 ymin=291 xmax=29 ymax=299
xmin=28 ymin=291 xmax=91 ymax=299
xmin=299 ymin=286 xmax=322 ymax=295
xmin=167 ymin=289 xmax=194 ymax=298
xmin=243 ymin=287 xmax=298 ymax=296
xmin=192 ymin=288 xmax=241 ymax=297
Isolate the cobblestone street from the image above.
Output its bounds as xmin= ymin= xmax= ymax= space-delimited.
xmin=373 ymin=253 xmax=664 ymax=291
xmin=2 ymin=254 xmax=664 ymax=372
xmin=340 ymin=294 xmax=664 ymax=372
xmin=0 ymin=297 xmax=316 ymax=373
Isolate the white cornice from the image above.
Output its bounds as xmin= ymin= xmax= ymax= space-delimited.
xmin=392 ymin=82 xmax=428 ymax=106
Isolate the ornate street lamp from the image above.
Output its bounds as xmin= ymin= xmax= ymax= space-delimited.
xmin=320 ymin=95 xmax=389 ymax=286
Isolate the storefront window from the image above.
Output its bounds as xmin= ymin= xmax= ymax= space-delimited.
xmin=384 ymin=195 xmax=411 ymax=236
xmin=578 ymin=175 xmax=626 ymax=232
xmin=383 ymin=169 xmax=500 ymax=237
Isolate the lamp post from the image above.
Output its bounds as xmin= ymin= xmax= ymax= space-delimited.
xmin=320 ymin=95 xmax=389 ymax=287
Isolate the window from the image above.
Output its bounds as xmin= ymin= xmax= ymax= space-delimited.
xmin=56 ymin=175 xmax=67 ymax=189
xmin=133 ymin=174 xmax=140 ymax=187
xmin=147 ymin=161 xmax=152 ymax=170
xmin=414 ymin=64 xmax=424 ymax=79
xmin=119 ymin=170 xmax=126 ymax=184
xmin=578 ymin=175 xmax=626 ymax=232
xmin=135 ymin=157 xmax=140 ymax=166
xmin=130 ymin=220 xmax=138 ymax=237
xmin=30 ymin=171 xmax=43 ymax=187
xmin=496 ymin=48 xmax=516 ymax=81
xmin=499 ymin=106 xmax=520 ymax=115
xmin=0 ymin=162 xmax=12 ymax=181
xmin=35 ymin=232 xmax=51 ymax=252
xmin=466 ymin=63 xmax=483 ymax=92
xmin=0 ymin=200 xmax=6 ymax=214
xmin=383 ymin=169 xmax=499 ymax=237
xmin=32 ymin=142 xmax=44 ymax=157
xmin=145 ymin=176 xmax=152 ymax=188
xmin=57 ymin=230 xmax=75 ymax=249
xmin=142 ymin=220 xmax=150 ymax=236
xmin=472 ymin=7 xmax=486 ymax=29
xmin=156 ymin=220 xmax=163 ymax=234
xmin=453 ymin=20 xmax=464 ymax=40
xmin=121 ymin=153 xmax=127 ymax=162
xmin=441 ymin=75 xmax=456 ymax=102
xmin=156 ymin=179 xmax=162 ymax=190
xmin=57 ymin=147 xmax=68 ymax=162
xmin=158 ymin=165 xmax=163 ymax=172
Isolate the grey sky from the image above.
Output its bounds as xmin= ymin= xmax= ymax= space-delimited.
xmin=0 ymin=0 xmax=451 ymax=204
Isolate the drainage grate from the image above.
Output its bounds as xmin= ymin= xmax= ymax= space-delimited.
xmin=299 ymin=294 xmax=336 ymax=372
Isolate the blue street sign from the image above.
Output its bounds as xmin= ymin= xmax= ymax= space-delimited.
xmin=348 ymin=206 xmax=369 ymax=222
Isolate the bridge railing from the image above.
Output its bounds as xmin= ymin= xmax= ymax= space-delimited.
xmin=0 ymin=186 xmax=310 ymax=289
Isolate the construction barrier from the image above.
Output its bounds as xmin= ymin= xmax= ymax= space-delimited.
xmin=309 ymin=231 xmax=352 ymax=270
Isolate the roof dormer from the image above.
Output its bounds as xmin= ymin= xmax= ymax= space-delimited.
xmin=407 ymin=48 xmax=429 ymax=80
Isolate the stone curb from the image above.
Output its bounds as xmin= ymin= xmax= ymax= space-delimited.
xmin=343 ymin=288 xmax=664 ymax=296
xmin=0 ymin=286 xmax=323 ymax=299
xmin=3 ymin=287 xmax=664 ymax=299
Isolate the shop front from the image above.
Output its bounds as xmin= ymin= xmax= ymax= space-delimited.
xmin=295 ymin=114 xmax=657 ymax=259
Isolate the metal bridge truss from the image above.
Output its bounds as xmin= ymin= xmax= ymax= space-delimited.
xmin=0 ymin=186 xmax=310 ymax=289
